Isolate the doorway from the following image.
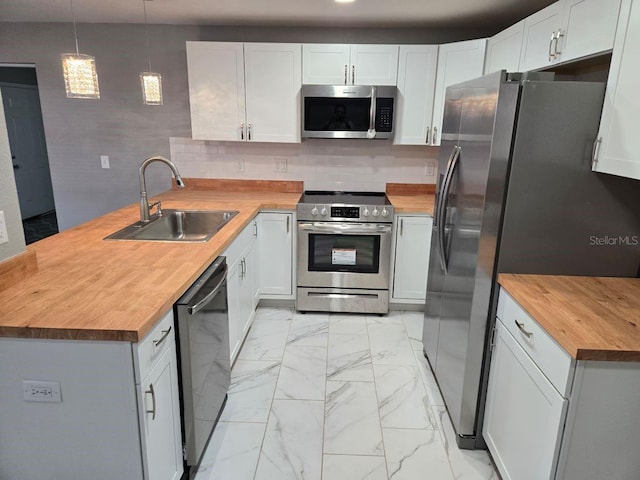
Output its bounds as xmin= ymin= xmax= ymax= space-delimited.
xmin=0 ymin=65 xmax=58 ymax=244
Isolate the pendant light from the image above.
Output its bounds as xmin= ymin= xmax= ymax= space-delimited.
xmin=61 ymin=0 xmax=100 ymax=99
xmin=140 ymin=0 xmax=163 ymax=105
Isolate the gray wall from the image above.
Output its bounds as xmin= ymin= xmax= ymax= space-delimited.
xmin=0 ymin=89 xmax=27 ymax=261
xmin=0 ymin=22 xmax=487 ymax=230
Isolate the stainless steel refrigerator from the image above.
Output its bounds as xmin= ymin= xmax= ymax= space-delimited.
xmin=423 ymin=70 xmax=640 ymax=449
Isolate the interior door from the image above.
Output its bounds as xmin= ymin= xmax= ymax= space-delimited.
xmin=1 ymin=83 xmax=55 ymax=219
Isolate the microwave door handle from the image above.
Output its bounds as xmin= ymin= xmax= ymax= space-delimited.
xmin=368 ymin=86 xmax=377 ymax=135
xmin=187 ymin=264 xmax=228 ymax=315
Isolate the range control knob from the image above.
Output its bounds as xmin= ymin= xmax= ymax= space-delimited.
xmin=381 ymin=208 xmax=389 ymax=217
xmin=311 ymin=206 xmax=319 ymax=216
xmin=372 ymin=208 xmax=379 ymax=217
xmin=320 ymin=207 xmax=328 ymax=216
xmin=363 ymin=208 xmax=370 ymax=217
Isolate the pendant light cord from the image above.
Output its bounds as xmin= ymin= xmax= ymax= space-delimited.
xmin=143 ymin=0 xmax=152 ymax=72
xmin=70 ymin=0 xmax=80 ymax=55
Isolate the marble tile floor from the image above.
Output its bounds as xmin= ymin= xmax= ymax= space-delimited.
xmin=195 ymin=307 xmax=498 ymax=480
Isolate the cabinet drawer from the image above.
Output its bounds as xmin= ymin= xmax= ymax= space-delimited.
xmin=134 ymin=309 xmax=175 ymax=383
xmin=497 ymin=289 xmax=574 ymax=396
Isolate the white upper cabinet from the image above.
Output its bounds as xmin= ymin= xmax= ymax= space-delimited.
xmin=559 ymin=0 xmax=622 ymax=63
xmin=244 ymin=43 xmax=302 ymax=143
xmin=518 ymin=0 xmax=622 ymax=72
xmin=393 ymin=45 xmax=439 ymax=145
xmin=186 ymin=42 xmax=245 ymax=142
xmin=484 ymin=20 xmax=525 ymax=74
xmin=593 ymin=0 xmax=640 ymax=180
xmin=302 ymin=44 xmax=399 ymax=85
xmin=431 ymin=39 xmax=487 ymax=146
xmin=186 ymin=41 xmax=301 ymax=143
xmin=519 ymin=2 xmax=563 ymax=72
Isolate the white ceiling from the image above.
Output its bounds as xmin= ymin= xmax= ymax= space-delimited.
xmin=0 ymin=0 xmax=555 ymax=30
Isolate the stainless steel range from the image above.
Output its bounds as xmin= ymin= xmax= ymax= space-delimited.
xmin=296 ymin=191 xmax=394 ymax=314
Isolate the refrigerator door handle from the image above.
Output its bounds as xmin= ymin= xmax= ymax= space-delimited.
xmin=434 ymin=145 xmax=458 ymax=229
xmin=438 ymin=145 xmax=461 ymax=273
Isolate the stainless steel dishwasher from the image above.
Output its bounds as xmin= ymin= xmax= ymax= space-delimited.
xmin=174 ymin=256 xmax=230 ymax=475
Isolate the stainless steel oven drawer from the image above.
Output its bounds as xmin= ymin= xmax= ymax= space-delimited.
xmin=296 ymin=287 xmax=389 ymax=314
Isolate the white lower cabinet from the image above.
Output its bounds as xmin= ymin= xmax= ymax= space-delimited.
xmin=483 ymin=317 xmax=568 ymax=480
xmin=391 ymin=215 xmax=432 ymax=302
xmin=258 ymin=212 xmax=294 ymax=297
xmin=485 ymin=288 xmax=640 ymax=480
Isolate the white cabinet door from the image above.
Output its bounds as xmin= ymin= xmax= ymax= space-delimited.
xmin=302 ymin=44 xmax=351 ymax=84
xmin=238 ymin=243 xmax=257 ymax=339
xmin=302 ymin=44 xmax=398 ymax=86
xmin=431 ymin=39 xmax=487 ymax=146
xmin=350 ymin=45 xmax=399 ymax=86
xmin=244 ymin=43 xmax=302 ymax=143
xmin=392 ymin=215 xmax=432 ymax=301
xmin=484 ymin=20 xmax=525 ymax=74
xmin=593 ymin=0 xmax=640 ymax=180
xmin=258 ymin=212 xmax=294 ymax=296
xmin=559 ymin=0 xmax=622 ymax=62
xmin=186 ymin=42 xmax=246 ymax=141
xmin=394 ymin=45 xmax=439 ymax=145
xmin=483 ymin=319 xmax=567 ymax=480
xmin=138 ymin=343 xmax=183 ymax=480
xmin=519 ymin=2 xmax=562 ymax=72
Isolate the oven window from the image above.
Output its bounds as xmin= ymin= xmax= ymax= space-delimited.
xmin=304 ymin=97 xmax=371 ymax=132
xmin=308 ymin=234 xmax=380 ymax=273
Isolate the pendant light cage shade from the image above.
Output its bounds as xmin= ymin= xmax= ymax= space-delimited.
xmin=140 ymin=72 xmax=163 ymax=105
xmin=62 ymin=53 xmax=100 ymax=99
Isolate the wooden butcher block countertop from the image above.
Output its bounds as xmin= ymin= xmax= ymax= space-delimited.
xmin=0 ymin=180 xmax=302 ymax=343
xmin=498 ymin=274 xmax=640 ymax=362
xmin=386 ymin=183 xmax=436 ymax=215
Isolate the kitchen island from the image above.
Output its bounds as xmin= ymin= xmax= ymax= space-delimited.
xmin=486 ymin=274 xmax=640 ymax=480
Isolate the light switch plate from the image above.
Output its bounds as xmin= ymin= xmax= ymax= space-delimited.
xmin=100 ymin=155 xmax=110 ymax=169
xmin=425 ymin=162 xmax=435 ymax=176
xmin=274 ymin=157 xmax=288 ymax=173
xmin=0 ymin=211 xmax=8 ymax=245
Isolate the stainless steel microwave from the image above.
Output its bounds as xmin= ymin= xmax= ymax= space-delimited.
xmin=301 ymin=85 xmax=396 ymax=140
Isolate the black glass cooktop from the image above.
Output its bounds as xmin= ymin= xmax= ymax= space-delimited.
xmin=300 ymin=190 xmax=391 ymax=206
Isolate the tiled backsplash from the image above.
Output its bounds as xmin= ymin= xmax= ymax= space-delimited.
xmin=170 ymin=137 xmax=438 ymax=192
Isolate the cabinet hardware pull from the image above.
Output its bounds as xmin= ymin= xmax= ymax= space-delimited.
xmin=352 ymin=65 xmax=355 ymax=85
xmin=344 ymin=64 xmax=348 ymax=84
xmin=153 ymin=326 xmax=172 ymax=347
xmin=286 ymin=216 xmax=290 ymax=233
xmin=145 ymin=383 xmax=156 ymax=420
xmin=432 ymin=126 xmax=438 ymax=145
xmin=591 ymin=137 xmax=602 ymax=168
xmin=253 ymin=220 xmax=258 ymax=237
xmin=241 ymin=258 xmax=246 ymax=278
xmin=240 ymin=123 xmax=244 ymax=140
xmin=400 ymin=218 xmax=404 ymax=236
xmin=515 ymin=320 xmax=533 ymax=339
xmin=425 ymin=127 xmax=430 ymax=144
xmin=554 ymin=30 xmax=564 ymax=57
xmin=248 ymin=124 xmax=252 ymax=141
xmin=548 ymin=31 xmax=556 ymax=61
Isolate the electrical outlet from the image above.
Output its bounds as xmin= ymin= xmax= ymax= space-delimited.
xmin=100 ymin=155 xmax=110 ymax=169
xmin=236 ymin=159 xmax=245 ymax=172
xmin=425 ymin=162 xmax=435 ymax=176
xmin=274 ymin=157 xmax=288 ymax=173
xmin=23 ymin=380 xmax=62 ymax=403
xmin=0 ymin=211 xmax=8 ymax=245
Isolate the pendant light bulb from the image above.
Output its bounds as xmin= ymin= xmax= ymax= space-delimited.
xmin=141 ymin=0 xmax=163 ymax=105
xmin=62 ymin=0 xmax=100 ymax=99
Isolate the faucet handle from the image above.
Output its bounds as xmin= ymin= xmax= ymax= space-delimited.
xmin=149 ymin=200 xmax=162 ymax=217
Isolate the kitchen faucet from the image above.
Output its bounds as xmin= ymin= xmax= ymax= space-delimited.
xmin=139 ymin=156 xmax=186 ymax=223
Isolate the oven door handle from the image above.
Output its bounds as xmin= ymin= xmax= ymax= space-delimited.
xmin=187 ymin=264 xmax=228 ymax=315
xmin=297 ymin=222 xmax=392 ymax=235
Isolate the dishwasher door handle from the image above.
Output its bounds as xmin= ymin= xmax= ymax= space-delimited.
xmin=187 ymin=264 xmax=228 ymax=315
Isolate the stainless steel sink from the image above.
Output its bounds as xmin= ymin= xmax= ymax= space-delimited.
xmin=105 ymin=209 xmax=239 ymax=242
